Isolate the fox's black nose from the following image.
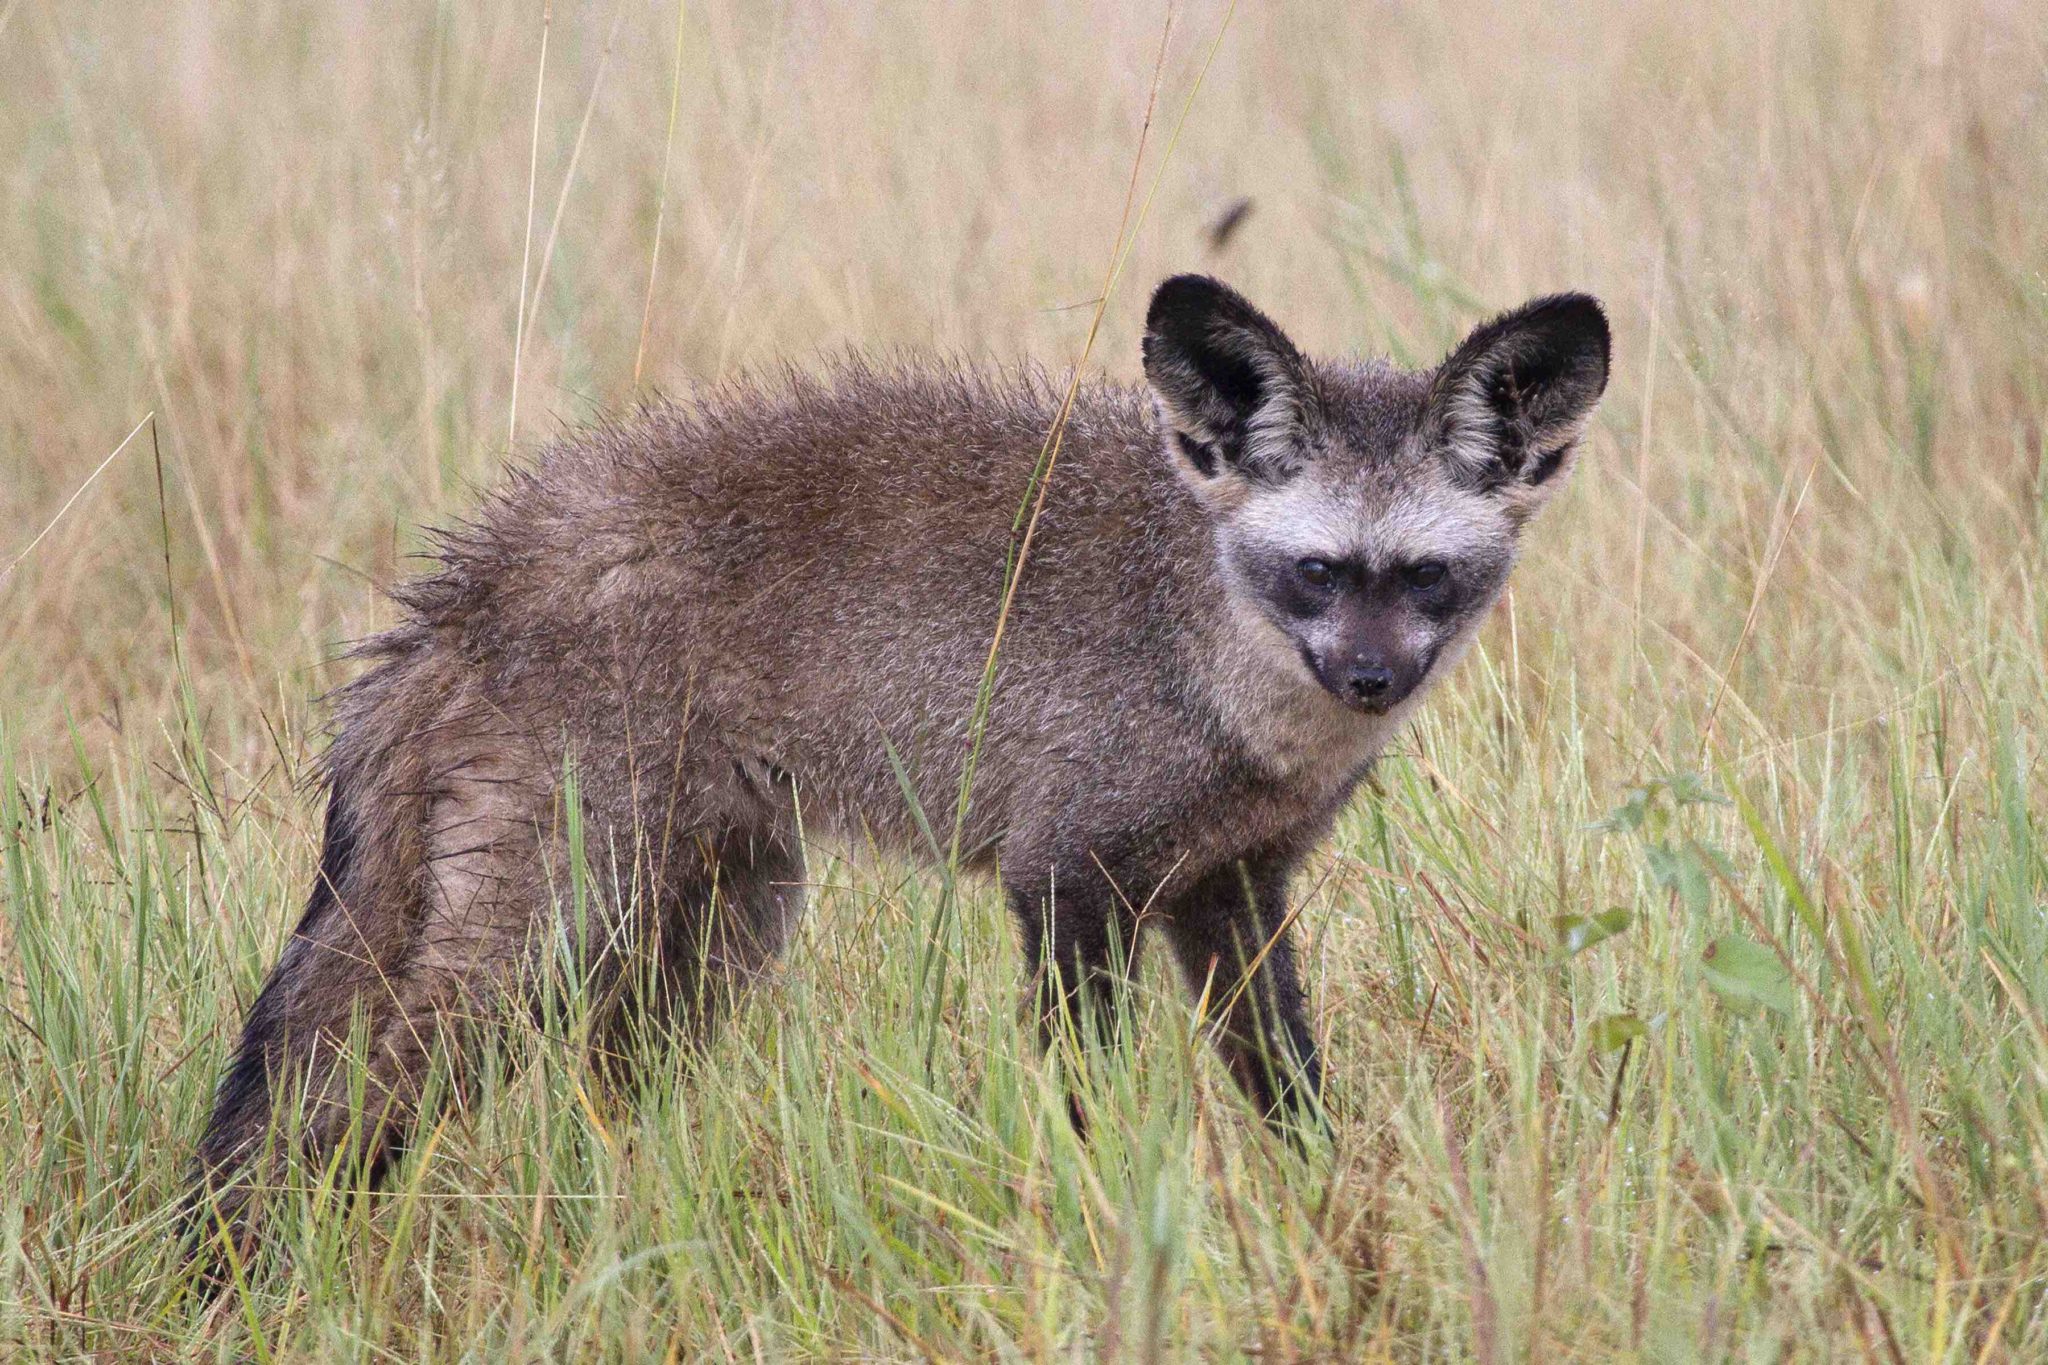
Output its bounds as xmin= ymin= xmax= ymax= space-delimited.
xmin=1347 ymin=664 xmax=1394 ymax=702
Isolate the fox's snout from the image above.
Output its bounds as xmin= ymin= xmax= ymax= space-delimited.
xmin=1341 ymin=660 xmax=1397 ymax=709
xmin=1303 ymin=647 xmax=1421 ymax=715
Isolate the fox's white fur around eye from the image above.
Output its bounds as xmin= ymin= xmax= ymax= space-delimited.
xmin=188 ymin=272 xmax=1608 ymax=1274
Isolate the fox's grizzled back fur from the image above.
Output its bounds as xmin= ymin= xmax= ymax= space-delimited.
xmin=188 ymin=275 xmax=1608 ymax=1268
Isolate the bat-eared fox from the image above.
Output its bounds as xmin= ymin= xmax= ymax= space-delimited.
xmin=188 ymin=274 xmax=1609 ymax=1260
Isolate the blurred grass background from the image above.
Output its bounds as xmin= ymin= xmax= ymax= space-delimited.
xmin=2 ymin=0 xmax=2046 ymax=1357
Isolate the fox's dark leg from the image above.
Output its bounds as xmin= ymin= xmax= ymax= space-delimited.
xmin=1160 ymin=847 xmax=1325 ymax=1132
xmin=592 ymin=816 xmax=806 ymax=1084
xmin=1011 ymin=881 xmax=1145 ymax=1053
xmin=1005 ymin=854 xmax=1148 ymax=1134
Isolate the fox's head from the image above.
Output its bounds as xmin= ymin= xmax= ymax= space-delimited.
xmin=1143 ymin=274 xmax=1609 ymax=716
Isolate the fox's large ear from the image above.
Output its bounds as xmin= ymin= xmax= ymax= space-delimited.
xmin=1425 ymin=293 xmax=1609 ymax=503
xmin=1143 ymin=274 xmax=1315 ymax=484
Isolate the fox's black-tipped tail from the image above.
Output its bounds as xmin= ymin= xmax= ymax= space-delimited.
xmin=182 ymin=762 xmax=389 ymax=1282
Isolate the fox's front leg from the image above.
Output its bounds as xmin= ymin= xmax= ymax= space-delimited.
xmin=1161 ymin=849 xmax=1325 ymax=1132
xmin=1012 ymin=886 xmax=1142 ymax=1045
xmin=1004 ymin=858 xmax=1145 ymax=1135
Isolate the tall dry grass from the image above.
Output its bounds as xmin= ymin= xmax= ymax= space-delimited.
xmin=2 ymin=0 xmax=2046 ymax=1358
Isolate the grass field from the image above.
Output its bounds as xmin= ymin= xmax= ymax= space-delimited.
xmin=4 ymin=0 xmax=2047 ymax=1358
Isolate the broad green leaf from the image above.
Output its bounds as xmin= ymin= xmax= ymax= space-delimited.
xmin=1554 ymin=907 xmax=1633 ymax=960
xmin=1701 ymin=934 xmax=1796 ymax=1015
xmin=1588 ymin=1012 xmax=1649 ymax=1053
xmin=1595 ymin=787 xmax=1651 ymax=833
xmin=1646 ymin=843 xmax=1713 ymax=916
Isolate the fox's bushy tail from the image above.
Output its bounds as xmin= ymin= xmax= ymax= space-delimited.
xmin=183 ymin=662 xmax=447 ymax=1274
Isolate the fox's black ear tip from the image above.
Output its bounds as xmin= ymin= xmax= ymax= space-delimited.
xmin=1524 ymin=292 xmax=1611 ymax=368
xmin=1146 ymin=274 xmax=1235 ymax=332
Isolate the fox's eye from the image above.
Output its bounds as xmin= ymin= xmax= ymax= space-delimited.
xmin=1404 ymin=560 xmax=1449 ymax=590
xmin=1296 ymin=558 xmax=1336 ymax=589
